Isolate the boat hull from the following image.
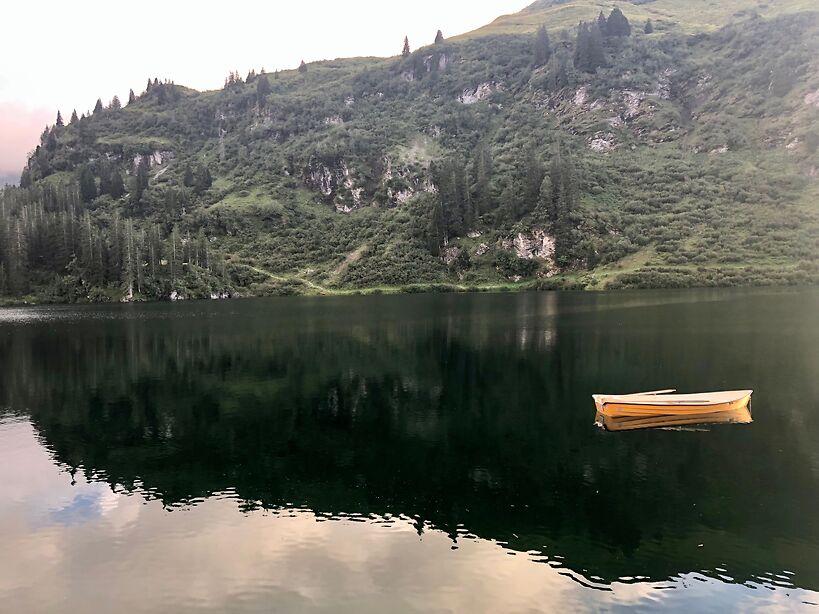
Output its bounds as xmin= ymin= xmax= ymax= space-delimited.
xmin=593 ymin=391 xmax=752 ymax=418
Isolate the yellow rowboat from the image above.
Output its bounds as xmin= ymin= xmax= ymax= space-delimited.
xmin=595 ymin=407 xmax=753 ymax=432
xmin=593 ymin=389 xmax=753 ymax=418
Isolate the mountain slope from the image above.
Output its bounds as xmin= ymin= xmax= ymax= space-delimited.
xmin=1 ymin=1 xmax=818 ymax=303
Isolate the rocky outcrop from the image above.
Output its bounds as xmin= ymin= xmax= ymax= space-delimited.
xmin=381 ymin=157 xmax=437 ymax=206
xmin=805 ymin=90 xmax=819 ymax=108
xmin=590 ymin=133 xmax=616 ymax=153
xmin=501 ymin=229 xmax=555 ymax=265
xmin=460 ymin=82 xmax=498 ymax=105
xmin=305 ymin=157 xmax=365 ymax=213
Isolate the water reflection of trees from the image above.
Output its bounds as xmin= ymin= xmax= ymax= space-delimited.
xmin=1 ymin=292 xmax=818 ymax=588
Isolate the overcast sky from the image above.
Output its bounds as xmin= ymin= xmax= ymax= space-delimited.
xmin=0 ymin=0 xmax=531 ymax=180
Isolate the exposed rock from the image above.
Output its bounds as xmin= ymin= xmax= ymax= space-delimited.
xmin=210 ymin=292 xmax=230 ymax=300
xmin=804 ymin=89 xmax=819 ymax=107
xmin=324 ymin=115 xmax=343 ymax=126
xmin=607 ymin=116 xmax=624 ymax=128
xmin=502 ymin=229 xmax=555 ymax=266
xmin=710 ymin=145 xmax=729 ymax=154
xmin=305 ymin=157 xmax=365 ymax=212
xmin=467 ymin=231 xmax=482 ymax=239
xmin=460 ymin=82 xmax=497 ymax=105
xmin=574 ymin=86 xmax=589 ymax=107
xmin=475 ymin=243 xmax=490 ymax=256
xmin=401 ymin=71 xmax=415 ymax=82
xmin=590 ymin=133 xmax=616 ymax=152
xmin=786 ymin=138 xmax=800 ymax=150
xmin=344 ymin=96 xmax=355 ymax=107
xmin=441 ymin=246 xmax=461 ymax=266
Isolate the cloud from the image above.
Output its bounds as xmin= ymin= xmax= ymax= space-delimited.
xmin=0 ymin=102 xmax=51 ymax=178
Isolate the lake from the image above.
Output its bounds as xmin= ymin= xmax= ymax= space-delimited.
xmin=1 ymin=288 xmax=818 ymax=612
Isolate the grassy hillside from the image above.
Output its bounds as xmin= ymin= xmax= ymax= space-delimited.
xmin=465 ymin=0 xmax=818 ymax=37
xmin=1 ymin=1 xmax=818 ymax=303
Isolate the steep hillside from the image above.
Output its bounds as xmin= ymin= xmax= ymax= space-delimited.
xmin=1 ymin=1 xmax=818 ymax=303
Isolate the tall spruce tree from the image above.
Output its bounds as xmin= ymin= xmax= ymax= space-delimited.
xmin=597 ymin=11 xmax=608 ymax=37
xmin=298 ymin=60 xmax=308 ymax=74
xmin=644 ymin=19 xmax=654 ymax=34
xmin=79 ymin=166 xmax=97 ymax=203
xmin=256 ymin=74 xmax=271 ymax=103
xmin=93 ymin=98 xmax=104 ymax=114
xmin=70 ymin=109 xmax=79 ymax=123
xmin=402 ymin=36 xmax=411 ymax=58
xmin=109 ymin=170 xmax=125 ymax=199
xmin=434 ymin=30 xmax=444 ymax=44
xmin=607 ymin=7 xmax=631 ymax=37
xmin=110 ymin=95 xmax=121 ymax=110
xmin=55 ymin=111 xmax=64 ymax=127
xmin=128 ymin=89 xmax=136 ymax=104
xmin=575 ymin=22 xmax=605 ymax=72
xmin=534 ymin=25 xmax=552 ymax=66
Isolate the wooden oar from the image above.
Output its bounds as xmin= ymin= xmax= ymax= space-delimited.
xmin=628 ymin=389 xmax=676 ymax=396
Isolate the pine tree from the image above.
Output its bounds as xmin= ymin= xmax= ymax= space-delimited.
xmin=55 ymin=111 xmax=64 ymax=127
xmin=134 ymin=156 xmax=150 ymax=206
xmin=109 ymin=170 xmax=125 ymax=199
xmin=534 ymin=25 xmax=552 ymax=66
xmin=575 ymin=22 xmax=605 ymax=72
xmin=597 ymin=11 xmax=608 ymax=37
xmin=99 ymin=161 xmax=113 ymax=195
xmin=607 ymin=8 xmax=631 ymax=37
xmin=402 ymin=36 xmax=411 ymax=58
xmin=256 ymin=74 xmax=271 ymax=103
xmin=110 ymin=95 xmax=121 ymax=110
xmin=644 ymin=19 xmax=654 ymax=34
xmin=128 ymin=89 xmax=136 ymax=104
xmin=435 ymin=30 xmax=444 ymax=44
xmin=79 ymin=166 xmax=97 ymax=203
xmin=70 ymin=109 xmax=79 ymax=124
xmin=183 ymin=165 xmax=195 ymax=188
xmin=194 ymin=165 xmax=212 ymax=194
xmin=298 ymin=60 xmax=308 ymax=74
xmin=93 ymin=98 xmax=103 ymax=114
xmin=426 ymin=198 xmax=444 ymax=256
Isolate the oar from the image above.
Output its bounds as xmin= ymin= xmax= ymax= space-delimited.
xmin=629 ymin=389 xmax=676 ymax=396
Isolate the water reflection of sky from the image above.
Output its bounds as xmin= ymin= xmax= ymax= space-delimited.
xmin=1 ymin=414 xmax=818 ymax=612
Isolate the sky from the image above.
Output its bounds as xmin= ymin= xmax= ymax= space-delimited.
xmin=0 ymin=0 xmax=531 ymax=181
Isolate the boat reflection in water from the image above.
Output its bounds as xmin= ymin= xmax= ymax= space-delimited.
xmin=596 ymin=406 xmax=753 ymax=432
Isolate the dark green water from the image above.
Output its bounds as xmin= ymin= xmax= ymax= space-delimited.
xmin=1 ymin=288 xmax=818 ymax=612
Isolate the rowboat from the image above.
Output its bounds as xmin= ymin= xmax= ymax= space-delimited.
xmin=595 ymin=407 xmax=753 ymax=432
xmin=592 ymin=389 xmax=753 ymax=418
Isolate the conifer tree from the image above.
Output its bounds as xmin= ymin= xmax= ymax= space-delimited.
xmin=298 ymin=60 xmax=307 ymax=74
xmin=109 ymin=170 xmax=125 ymax=199
xmin=607 ymin=8 xmax=631 ymax=37
xmin=575 ymin=22 xmax=605 ymax=72
xmin=183 ymin=165 xmax=195 ymax=188
xmin=644 ymin=19 xmax=654 ymax=34
xmin=70 ymin=109 xmax=79 ymax=123
xmin=93 ymin=98 xmax=103 ymax=114
xmin=534 ymin=25 xmax=552 ymax=66
xmin=402 ymin=36 xmax=411 ymax=58
xmin=128 ymin=89 xmax=136 ymax=104
xmin=194 ymin=165 xmax=212 ymax=194
xmin=435 ymin=30 xmax=444 ymax=44
xmin=256 ymin=74 xmax=271 ymax=103
xmin=110 ymin=95 xmax=121 ymax=110
xmin=55 ymin=111 xmax=64 ymax=127
xmin=597 ymin=11 xmax=608 ymax=37
xmin=79 ymin=166 xmax=97 ymax=203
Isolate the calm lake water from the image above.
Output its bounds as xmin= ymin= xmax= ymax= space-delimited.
xmin=1 ymin=288 xmax=818 ymax=612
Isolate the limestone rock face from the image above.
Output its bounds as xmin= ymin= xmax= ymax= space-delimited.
xmin=460 ymin=82 xmax=498 ymax=105
xmin=501 ymin=229 xmax=556 ymax=267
